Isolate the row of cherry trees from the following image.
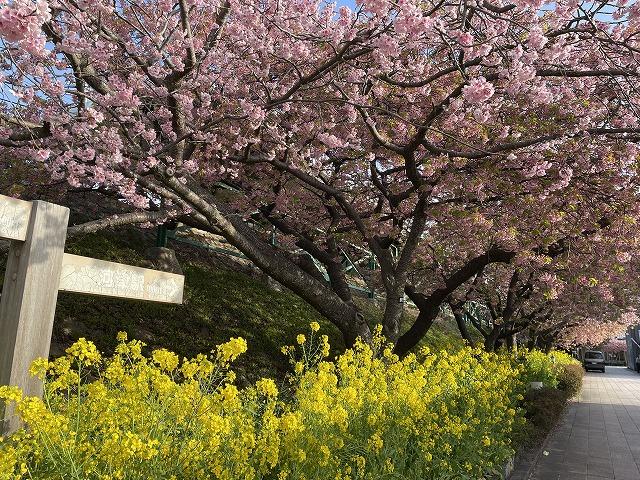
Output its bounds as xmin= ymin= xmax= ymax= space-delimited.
xmin=2 ymin=0 xmax=640 ymax=353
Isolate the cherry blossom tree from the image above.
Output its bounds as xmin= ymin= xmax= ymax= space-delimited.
xmin=601 ymin=338 xmax=627 ymax=354
xmin=2 ymin=0 xmax=640 ymax=352
xmin=446 ymin=228 xmax=640 ymax=352
xmin=447 ymin=265 xmax=550 ymax=351
xmin=450 ymin=264 xmax=639 ymax=352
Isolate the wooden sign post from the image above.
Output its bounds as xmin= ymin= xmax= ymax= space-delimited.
xmin=0 ymin=195 xmax=184 ymax=434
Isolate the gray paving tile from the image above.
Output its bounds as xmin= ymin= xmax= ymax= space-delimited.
xmin=527 ymin=367 xmax=640 ymax=480
xmin=614 ymin=473 xmax=640 ymax=480
xmin=588 ymin=464 xmax=614 ymax=477
xmin=562 ymin=474 xmax=587 ymax=480
xmin=565 ymin=463 xmax=588 ymax=474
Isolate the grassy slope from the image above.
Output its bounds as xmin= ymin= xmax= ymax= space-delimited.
xmin=1 ymin=232 xmax=465 ymax=382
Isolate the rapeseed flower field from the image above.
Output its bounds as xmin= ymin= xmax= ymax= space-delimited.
xmin=0 ymin=325 xmax=575 ymax=480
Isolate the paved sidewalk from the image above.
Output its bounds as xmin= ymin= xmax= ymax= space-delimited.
xmin=527 ymin=366 xmax=640 ymax=480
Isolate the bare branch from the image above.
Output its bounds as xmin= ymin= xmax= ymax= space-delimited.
xmin=67 ymin=210 xmax=179 ymax=238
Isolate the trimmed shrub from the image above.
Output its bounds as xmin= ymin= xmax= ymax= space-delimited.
xmin=557 ymin=364 xmax=584 ymax=398
xmin=522 ymin=387 xmax=568 ymax=435
xmin=511 ymin=351 xmax=581 ymax=449
xmin=0 ymin=327 xmax=525 ymax=480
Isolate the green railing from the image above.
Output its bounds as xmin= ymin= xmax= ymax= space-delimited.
xmin=162 ymin=225 xmax=377 ymax=298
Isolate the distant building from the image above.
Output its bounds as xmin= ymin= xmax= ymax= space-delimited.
xmin=626 ymin=326 xmax=640 ymax=371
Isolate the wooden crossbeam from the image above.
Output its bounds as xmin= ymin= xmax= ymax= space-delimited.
xmin=0 ymin=195 xmax=32 ymax=242
xmin=59 ymin=253 xmax=184 ymax=304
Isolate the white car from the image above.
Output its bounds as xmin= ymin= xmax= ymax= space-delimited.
xmin=583 ymin=350 xmax=605 ymax=373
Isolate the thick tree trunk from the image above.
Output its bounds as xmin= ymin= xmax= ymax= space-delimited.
xmin=484 ymin=326 xmax=502 ymax=352
xmin=393 ymin=305 xmax=439 ymax=356
xmin=394 ymin=249 xmax=516 ymax=356
xmin=505 ymin=333 xmax=515 ymax=349
xmin=381 ymin=282 xmax=405 ymax=343
xmin=163 ymin=176 xmax=375 ymax=348
xmin=343 ymin=311 xmax=373 ymax=347
xmin=451 ymin=305 xmax=476 ymax=348
xmin=531 ymin=333 xmax=554 ymax=352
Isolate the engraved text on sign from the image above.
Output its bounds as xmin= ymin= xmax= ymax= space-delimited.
xmin=58 ymin=254 xmax=184 ymax=304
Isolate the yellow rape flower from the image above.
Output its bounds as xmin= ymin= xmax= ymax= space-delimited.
xmin=217 ymin=337 xmax=247 ymax=363
xmin=152 ymin=349 xmax=179 ymax=372
xmin=0 ymin=332 xmax=530 ymax=480
xmin=256 ymin=378 xmax=278 ymax=398
xmin=65 ymin=338 xmax=101 ymax=365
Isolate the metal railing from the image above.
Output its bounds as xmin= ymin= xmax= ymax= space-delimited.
xmin=163 ymin=224 xmax=378 ymax=298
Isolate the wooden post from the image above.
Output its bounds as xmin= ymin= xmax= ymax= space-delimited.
xmin=0 ymin=200 xmax=69 ymax=433
xmin=0 ymin=195 xmax=184 ymax=435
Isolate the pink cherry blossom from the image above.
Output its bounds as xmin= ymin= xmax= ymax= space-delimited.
xmin=462 ymin=76 xmax=495 ymax=104
xmin=1 ymin=0 xmax=640 ymax=352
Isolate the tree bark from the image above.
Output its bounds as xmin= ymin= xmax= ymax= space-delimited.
xmin=484 ymin=325 xmax=502 ymax=352
xmin=381 ymin=280 xmax=406 ymax=343
xmin=163 ymin=174 xmax=376 ymax=347
xmin=450 ymin=303 xmax=476 ymax=348
xmin=393 ymin=304 xmax=440 ymax=356
xmin=505 ymin=333 xmax=515 ymax=349
xmin=394 ymin=248 xmax=516 ymax=356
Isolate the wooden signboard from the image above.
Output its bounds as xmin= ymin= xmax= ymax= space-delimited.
xmin=0 ymin=195 xmax=185 ymax=434
xmin=59 ymin=254 xmax=184 ymax=304
xmin=0 ymin=195 xmax=32 ymax=242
